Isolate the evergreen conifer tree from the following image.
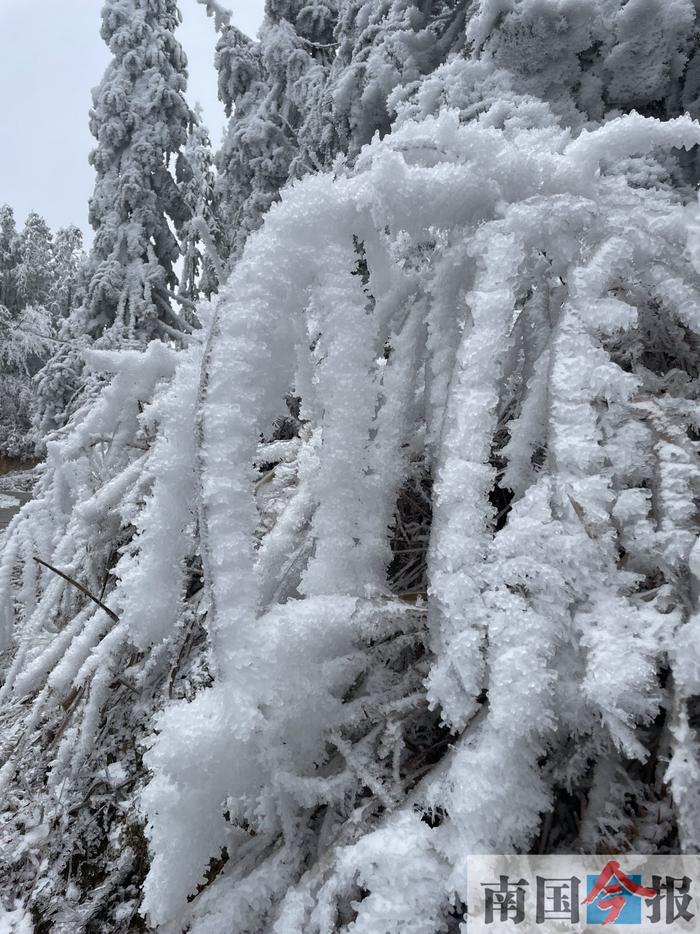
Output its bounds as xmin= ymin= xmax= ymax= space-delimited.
xmin=86 ymin=0 xmax=194 ymax=342
xmin=15 ymin=212 xmax=53 ymax=312
xmin=0 ymin=204 xmax=20 ymax=315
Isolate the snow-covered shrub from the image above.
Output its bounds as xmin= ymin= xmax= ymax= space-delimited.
xmin=0 ymin=334 xmax=209 ymax=928
xmin=137 ymin=106 xmax=700 ymax=931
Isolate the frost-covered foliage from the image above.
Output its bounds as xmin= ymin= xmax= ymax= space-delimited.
xmin=86 ymin=0 xmax=195 ymax=342
xmin=0 ymin=336 xmax=207 ymax=928
xmin=196 ymin=0 xmax=231 ymax=31
xmin=139 ymin=108 xmax=700 ymax=930
xmin=31 ymin=317 xmax=96 ymax=446
xmin=3 ymin=0 xmax=700 ymax=931
xmin=214 ymin=0 xmax=700 ymax=264
xmin=214 ymin=0 xmax=338 ymax=261
xmin=0 ymin=307 xmax=55 ymax=458
xmin=305 ymin=0 xmax=468 ymax=162
xmin=0 ymin=207 xmax=86 ymax=327
xmin=27 ymin=226 xmax=90 ymax=443
xmin=466 ymin=0 xmax=699 ymax=123
xmin=214 ymin=0 xmax=473 ymax=259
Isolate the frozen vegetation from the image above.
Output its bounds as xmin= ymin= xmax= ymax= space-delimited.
xmin=2 ymin=0 xmax=700 ymax=930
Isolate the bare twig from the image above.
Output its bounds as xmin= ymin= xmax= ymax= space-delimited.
xmin=33 ymin=557 xmax=119 ymax=623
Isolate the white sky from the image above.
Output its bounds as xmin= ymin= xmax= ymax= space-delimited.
xmin=0 ymin=0 xmax=265 ymax=241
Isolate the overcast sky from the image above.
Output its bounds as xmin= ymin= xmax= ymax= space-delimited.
xmin=0 ymin=0 xmax=265 ymax=241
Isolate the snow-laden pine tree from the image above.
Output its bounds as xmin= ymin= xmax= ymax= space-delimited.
xmin=0 ymin=205 xmax=20 ymax=314
xmin=177 ymin=106 xmax=223 ymax=301
xmin=86 ymin=0 xmax=194 ymax=342
xmin=3 ymin=0 xmax=700 ymax=931
xmin=15 ymin=212 xmax=54 ymax=312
